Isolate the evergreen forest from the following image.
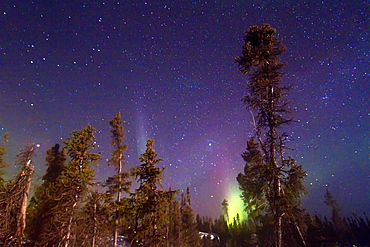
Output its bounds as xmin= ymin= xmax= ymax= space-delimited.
xmin=0 ymin=25 xmax=369 ymax=247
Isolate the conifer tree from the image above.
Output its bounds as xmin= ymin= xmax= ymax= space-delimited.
xmin=180 ymin=187 xmax=201 ymax=246
xmin=0 ymin=144 xmax=35 ymax=246
xmin=324 ymin=189 xmax=347 ymax=233
xmin=167 ymin=191 xmax=182 ymax=246
xmin=106 ymin=112 xmax=132 ymax=246
xmin=213 ymin=214 xmax=230 ymax=247
xmin=26 ymin=144 xmax=66 ymax=244
xmin=221 ymin=199 xmax=229 ymax=223
xmin=75 ymin=190 xmax=112 ymax=247
xmin=62 ymin=125 xmax=101 ymax=247
xmin=33 ymin=126 xmax=100 ymax=247
xmin=236 ymin=24 xmax=307 ymax=247
xmin=129 ymin=139 xmax=176 ymax=246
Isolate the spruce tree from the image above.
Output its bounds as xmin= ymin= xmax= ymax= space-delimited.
xmin=180 ymin=187 xmax=201 ymax=246
xmin=167 ymin=191 xmax=182 ymax=246
xmin=324 ymin=189 xmax=347 ymax=233
xmin=106 ymin=112 xmax=132 ymax=246
xmin=236 ymin=24 xmax=307 ymax=247
xmin=129 ymin=139 xmax=176 ymax=246
xmin=214 ymin=214 xmax=231 ymax=247
xmin=221 ymin=199 xmax=229 ymax=223
xmin=75 ymin=190 xmax=112 ymax=247
xmin=33 ymin=126 xmax=100 ymax=246
xmin=26 ymin=144 xmax=66 ymax=244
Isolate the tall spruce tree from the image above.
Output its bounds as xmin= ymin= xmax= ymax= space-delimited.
xmin=62 ymin=125 xmax=100 ymax=247
xmin=106 ymin=112 xmax=132 ymax=247
xmin=33 ymin=126 xmax=100 ymax=247
xmin=236 ymin=24 xmax=307 ymax=247
xmin=129 ymin=139 xmax=176 ymax=246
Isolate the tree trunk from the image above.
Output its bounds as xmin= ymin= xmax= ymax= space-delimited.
xmin=92 ymin=202 xmax=97 ymax=247
xmin=14 ymin=154 xmax=34 ymax=243
xmin=64 ymin=196 xmax=78 ymax=247
xmin=269 ymin=85 xmax=282 ymax=247
xmin=275 ymin=174 xmax=283 ymax=247
xmin=276 ymin=213 xmax=282 ymax=247
xmin=113 ymin=153 xmax=123 ymax=247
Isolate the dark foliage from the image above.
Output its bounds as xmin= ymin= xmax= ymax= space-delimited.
xmin=236 ymin=24 xmax=307 ymax=247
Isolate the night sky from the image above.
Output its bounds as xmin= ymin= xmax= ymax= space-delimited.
xmin=0 ymin=0 xmax=368 ymax=219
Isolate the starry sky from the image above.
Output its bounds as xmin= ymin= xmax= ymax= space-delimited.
xmin=0 ymin=0 xmax=368 ymax=219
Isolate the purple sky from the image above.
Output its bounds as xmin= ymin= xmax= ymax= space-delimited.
xmin=0 ymin=0 xmax=368 ymax=218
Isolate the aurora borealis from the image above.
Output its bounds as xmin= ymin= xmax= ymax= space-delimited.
xmin=0 ymin=0 xmax=368 ymax=219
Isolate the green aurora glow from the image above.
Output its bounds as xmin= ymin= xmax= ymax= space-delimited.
xmin=226 ymin=184 xmax=247 ymax=224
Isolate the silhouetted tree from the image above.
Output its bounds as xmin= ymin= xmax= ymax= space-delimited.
xmin=324 ymin=189 xmax=346 ymax=232
xmin=323 ymin=189 xmax=351 ymax=245
xmin=236 ymin=24 xmax=307 ymax=247
xmin=166 ymin=191 xmax=182 ymax=246
xmin=346 ymin=214 xmax=370 ymax=246
xmin=221 ymin=199 xmax=229 ymax=223
xmin=180 ymin=187 xmax=201 ymax=246
xmin=213 ymin=214 xmax=230 ymax=247
xmin=26 ymin=144 xmax=67 ymax=244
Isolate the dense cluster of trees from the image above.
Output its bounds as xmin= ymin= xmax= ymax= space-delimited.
xmin=195 ymin=206 xmax=370 ymax=247
xmin=0 ymin=24 xmax=369 ymax=247
xmin=0 ymin=113 xmax=201 ymax=247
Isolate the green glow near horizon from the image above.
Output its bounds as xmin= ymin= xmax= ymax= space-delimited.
xmin=226 ymin=185 xmax=247 ymax=224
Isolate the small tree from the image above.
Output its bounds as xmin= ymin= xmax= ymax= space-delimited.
xmin=236 ymin=24 xmax=307 ymax=247
xmin=221 ymin=199 xmax=229 ymax=223
xmin=324 ymin=189 xmax=347 ymax=233
xmin=180 ymin=187 xmax=201 ymax=246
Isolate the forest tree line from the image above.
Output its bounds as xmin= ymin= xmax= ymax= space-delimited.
xmin=1 ymin=24 xmax=369 ymax=247
xmin=0 ymin=114 xmax=203 ymax=247
xmin=0 ymin=122 xmax=369 ymax=247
